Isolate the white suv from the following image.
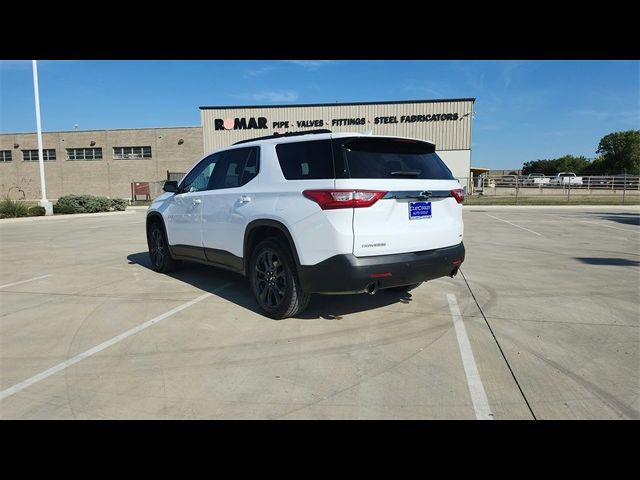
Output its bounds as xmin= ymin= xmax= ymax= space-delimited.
xmin=146 ymin=130 xmax=465 ymax=319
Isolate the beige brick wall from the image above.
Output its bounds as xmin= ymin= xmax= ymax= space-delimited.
xmin=0 ymin=127 xmax=203 ymax=200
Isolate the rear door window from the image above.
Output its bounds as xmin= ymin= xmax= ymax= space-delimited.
xmin=336 ymin=137 xmax=454 ymax=180
xmin=276 ymin=139 xmax=334 ymax=180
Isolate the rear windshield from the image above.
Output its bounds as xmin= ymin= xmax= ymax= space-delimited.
xmin=337 ymin=137 xmax=454 ymax=180
xmin=275 ymin=136 xmax=454 ymax=180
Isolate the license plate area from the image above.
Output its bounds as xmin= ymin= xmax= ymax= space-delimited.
xmin=409 ymin=201 xmax=431 ymax=220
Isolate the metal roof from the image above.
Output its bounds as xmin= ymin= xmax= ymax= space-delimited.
xmin=199 ymin=98 xmax=476 ymax=110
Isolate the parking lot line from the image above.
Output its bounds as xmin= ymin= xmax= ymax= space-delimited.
xmin=576 ymin=219 xmax=640 ymax=234
xmin=87 ymin=221 xmax=144 ymax=229
xmin=0 ymin=282 xmax=232 ymax=402
xmin=0 ymin=274 xmax=53 ymax=290
xmin=483 ymin=213 xmax=543 ymax=237
xmin=447 ymin=293 xmax=493 ymax=420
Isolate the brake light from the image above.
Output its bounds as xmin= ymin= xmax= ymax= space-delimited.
xmin=370 ymin=272 xmax=392 ymax=278
xmin=303 ymin=190 xmax=387 ymax=210
xmin=451 ymin=189 xmax=465 ymax=204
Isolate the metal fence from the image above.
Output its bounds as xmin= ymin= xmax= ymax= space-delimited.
xmin=130 ymin=172 xmax=186 ymax=202
xmin=130 ymin=181 xmax=166 ymax=202
xmin=474 ymin=174 xmax=640 ymax=203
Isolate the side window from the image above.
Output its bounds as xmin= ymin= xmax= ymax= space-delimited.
xmin=179 ymin=153 xmax=219 ymax=193
xmin=209 ymin=147 xmax=259 ymax=190
xmin=276 ymin=140 xmax=334 ymax=180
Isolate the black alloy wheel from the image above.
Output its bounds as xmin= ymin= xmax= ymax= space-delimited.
xmin=254 ymin=248 xmax=287 ymax=309
xmin=148 ymin=222 xmax=180 ymax=273
xmin=250 ymin=237 xmax=310 ymax=319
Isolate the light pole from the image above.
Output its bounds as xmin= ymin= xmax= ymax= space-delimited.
xmin=32 ymin=60 xmax=53 ymax=215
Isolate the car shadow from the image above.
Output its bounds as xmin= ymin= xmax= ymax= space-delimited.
xmin=585 ymin=212 xmax=640 ymax=227
xmin=575 ymin=257 xmax=640 ymax=267
xmin=127 ymin=252 xmax=415 ymax=320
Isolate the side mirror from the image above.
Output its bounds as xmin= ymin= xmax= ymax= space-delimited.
xmin=163 ymin=180 xmax=178 ymax=193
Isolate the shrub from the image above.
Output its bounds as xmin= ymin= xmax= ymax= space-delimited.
xmin=110 ymin=198 xmax=128 ymax=211
xmin=53 ymin=194 xmax=128 ymax=214
xmin=0 ymin=197 xmax=30 ymax=218
xmin=53 ymin=203 xmax=77 ymax=214
xmin=27 ymin=206 xmax=46 ymax=216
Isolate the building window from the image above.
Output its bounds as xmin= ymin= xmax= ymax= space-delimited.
xmin=113 ymin=146 xmax=152 ymax=159
xmin=67 ymin=148 xmax=103 ymax=161
xmin=22 ymin=149 xmax=56 ymax=161
xmin=0 ymin=150 xmax=12 ymax=162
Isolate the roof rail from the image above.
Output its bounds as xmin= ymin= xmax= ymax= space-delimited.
xmin=233 ymin=129 xmax=332 ymax=145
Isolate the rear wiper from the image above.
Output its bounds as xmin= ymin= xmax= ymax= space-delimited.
xmin=390 ymin=170 xmax=421 ymax=177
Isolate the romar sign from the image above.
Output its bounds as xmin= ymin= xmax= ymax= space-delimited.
xmin=215 ymin=113 xmax=462 ymax=132
xmin=214 ymin=117 xmax=268 ymax=130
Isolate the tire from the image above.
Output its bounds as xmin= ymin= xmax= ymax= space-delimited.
xmin=148 ymin=221 xmax=181 ymax=273
xmin=249 ymin=236 xmax=310 ymax=319
xmin=388 ymin=282 xmax=423 ymax=293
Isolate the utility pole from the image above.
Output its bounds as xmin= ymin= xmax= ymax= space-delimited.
xmin=32 ymin=60 xmax=53 ymax=215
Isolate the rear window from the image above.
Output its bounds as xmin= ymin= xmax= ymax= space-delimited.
xmin=337 ymin=137 xmax=454 ymax=180
xmin=276 ymin=139 xmax=334 ymax=180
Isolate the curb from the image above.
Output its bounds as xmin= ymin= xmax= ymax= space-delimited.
xmin=0 ymin=209 xmax=137 ymax=224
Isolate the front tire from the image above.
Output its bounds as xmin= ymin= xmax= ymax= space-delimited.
xmin=249 ymin=237 xmax=310 ymax=319
xmin=148 ymin=221 xmax=181 ymax=273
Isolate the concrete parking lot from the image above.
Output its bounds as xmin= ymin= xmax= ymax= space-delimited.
xmin=0 ymin=205 xmax=638 ymax=419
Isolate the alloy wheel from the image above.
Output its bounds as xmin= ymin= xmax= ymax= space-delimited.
xmin=254 ymin=248 xmax=286 ymax=309
xmin=150 ymin=228 xmax=166 ymax=269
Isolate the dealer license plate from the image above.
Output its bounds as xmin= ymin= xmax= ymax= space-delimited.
xmin=409 ymin=201 xmax=431 ymax=220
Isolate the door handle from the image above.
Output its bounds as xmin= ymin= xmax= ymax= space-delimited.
xmin=192 ymin=198 xmax=202 ymax=205
xmin=238 ymin=195 xmax=252 ymax=203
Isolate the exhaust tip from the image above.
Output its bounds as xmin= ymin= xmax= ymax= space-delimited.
xmin=365 ymin=283 xmax=378 ymax=295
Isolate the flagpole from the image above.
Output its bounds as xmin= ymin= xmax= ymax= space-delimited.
xmin=32 ymin=60 xmax=52 ymax=215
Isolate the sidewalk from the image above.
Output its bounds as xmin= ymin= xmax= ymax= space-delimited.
xmin=0 ymin=209 xmax=138 ymax=224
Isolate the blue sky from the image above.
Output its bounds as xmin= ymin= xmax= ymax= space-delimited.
xmin=1 ymin=60 xmax=638 ymax=169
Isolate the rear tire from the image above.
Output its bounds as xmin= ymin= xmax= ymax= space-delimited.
xmin=388 ymin=282 xmax=423 ymax=293
xmin=249 ymin=236 xmax=310 ymax=319
xmin=148 ymin=221 xmax=181 ymax=273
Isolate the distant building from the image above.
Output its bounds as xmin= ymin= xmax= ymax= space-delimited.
xmin=0 ymin=98 xmax=474 ymax=199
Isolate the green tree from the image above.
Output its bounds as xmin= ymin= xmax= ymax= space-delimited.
xmin=596 ymin=130 xmax=640 ymax=174
xmin=581 ymin=155 xmax=608 ymax=175
xmin=555 ymin=155 xmax=590 ymax=173
xmin=522 ymin=159 xmax=554 ymax=175
xmin=522 ymin=155 xmax=590 ymax=175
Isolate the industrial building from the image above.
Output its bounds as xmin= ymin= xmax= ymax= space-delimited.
xmin=0 ymin=98 xmax=474 ymax=200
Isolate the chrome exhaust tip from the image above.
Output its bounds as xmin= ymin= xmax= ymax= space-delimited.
xmin=365 ymin=283 xmax=378 ymax=295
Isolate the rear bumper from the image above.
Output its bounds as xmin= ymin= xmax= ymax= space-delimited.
xmin=297 ymin=242 xmax=465 ymax=294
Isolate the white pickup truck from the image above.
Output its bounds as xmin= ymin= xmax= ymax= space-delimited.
xmin=522 ymin=173 xmax=550 ymax=186
xmin=549 ymin=172 xmax=583 ymax=186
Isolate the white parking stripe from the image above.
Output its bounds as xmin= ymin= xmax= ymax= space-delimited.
xmin=484 ymin=213 xmax=543 ymax=237
xmin=87 ymin=222 xmax=142 ymax=229
xmin=447 ymin=293 xmax=493 ymax=420
xmin=0 ymin=274 xmax=53 ymax=290
xmin=0 ymin=283 xmax=232 ymax=402
xmin=577 ymin=219 xmax=640 ymax=234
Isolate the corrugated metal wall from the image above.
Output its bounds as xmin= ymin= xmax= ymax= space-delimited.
xmin=201 ymin=99 xmax=474 ymax=154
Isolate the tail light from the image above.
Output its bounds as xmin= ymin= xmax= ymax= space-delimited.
xmin=451 ymin=189 xmax=465 ymax=204
xmin=303 ymin=190 xmax=387 ymax=210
